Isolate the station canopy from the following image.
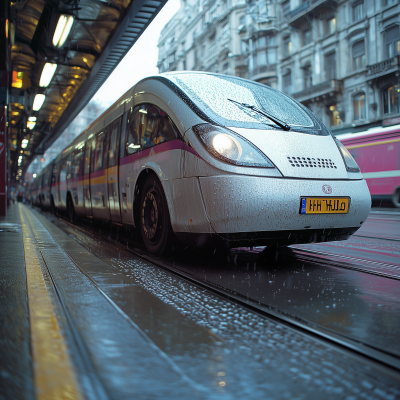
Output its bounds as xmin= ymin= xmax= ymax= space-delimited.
xmin=9 ymin=0 xmax=165 ymax=179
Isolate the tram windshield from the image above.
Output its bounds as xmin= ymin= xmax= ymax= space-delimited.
xmin=165 ymin=72 xmax=327 ymax=134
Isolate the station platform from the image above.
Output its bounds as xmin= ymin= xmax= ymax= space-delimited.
xmin=0 ymin=204 xmax=206 ymax=400
xmin=1 ymin=204 xmax=400 ymax=400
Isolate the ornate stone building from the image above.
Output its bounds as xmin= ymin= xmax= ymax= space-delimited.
xmin=158 ymin=0 xmax=400 ymax=135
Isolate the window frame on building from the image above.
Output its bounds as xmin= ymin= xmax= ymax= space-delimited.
xmin=352 ymin=1 xmax=364 ymax=22
xmin=303 ymin=65 xmax=312 ymax=89
xmin=352 ymin=40 xmax=366 ymax=70
xmin=384 ymin=25 xmax=400 ymax=59
xmin=303 ymin=27 xmax=312 ymax=47
xmin=283 ymin=35 xmax=291 ymax=57
xmin=382 ymin=85 xmax=400 ymax=116
xmin=325 ymin=17 xmax=336 ymax=35
xmin=353 ymin=92 xmax=366 ymax=121
xmin=283 ymin=70 xmax=292 ymax=95
xmin=324 ymin=52 xmax=336 ymax=81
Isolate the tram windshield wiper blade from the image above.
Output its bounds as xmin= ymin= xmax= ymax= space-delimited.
xmin=227 ymin=98 xmax=290 ymax=131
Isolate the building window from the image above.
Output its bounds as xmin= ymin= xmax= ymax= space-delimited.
xmin=329 ymin=105 xmax=341 ymax=126
xmin=352 ymin=1 xmax=364 ymax=22
xmin=384 ymin=26 xmax=400 ymax=59
xmin=267 ymin=48 xmax=277 ymax=64
xmin=303 ymin=28 xmax=312 ymax=46
xmin=241 ymin=39 xmax=248 ymax=54
xmin=326 ymin=17 xmax=336 ymax=35
xmin=283 ymin=72 xmax=292 ymax=94
xmin=282 ymin=1 xmax=290 ymax=20
xmin=324 ymin=52 xmax=336 ymax=80
xmin=352 ymin=40 xmax=366 ymax=70
xmin=267 ymin=35 xmax=276 ymax=47
xmin=258 ymin=36 xmax=266 ymax=48
xmin=385 ymin=0 xmax=396 ymax=6
xmin=383 ymin=85 xmax=400 ymax=115
xmin=223 ymin=62 xmax=229 ymax=71
xmin=283 ymin=36 xmax=292 ymax=57
xmin=303 ymin=66 xmax=312 ymax=89
xmin=259 ymin=52 xmax=267 ymax=66
xmin=353 ymin=93 xmax=366 ymax=120
xmin=252 ymin=53 xmax=258 ymax=69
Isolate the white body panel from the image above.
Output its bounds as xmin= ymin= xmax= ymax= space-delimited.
xmin=199 ymin=175 xmax=370 ymax=234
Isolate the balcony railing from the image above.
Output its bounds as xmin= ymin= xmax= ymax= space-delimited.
xmin=249 ymin=64 xmax=277 ymax=78
xmin=367 ymin=55 xmax=399 ymax=78
xmin=288 ymin=0 xmax=338 ymax=27
xmin=292 ymin=79 xmax=342 ymax=101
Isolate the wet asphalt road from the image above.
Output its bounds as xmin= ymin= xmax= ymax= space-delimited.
xmin=2 ymin=204 xmax=400 ymax=399
xmin=53 ymin=209 xmax=400 ymax=365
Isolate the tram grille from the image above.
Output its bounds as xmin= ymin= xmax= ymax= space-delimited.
xmin=287 ymin=157 xmax=337 ymax=169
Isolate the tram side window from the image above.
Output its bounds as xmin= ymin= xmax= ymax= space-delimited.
xmin=95 ymin=131 xmax=106 ymax=172
xmin=108 ymin=118 xmax=121 ymax=167
xmin=125 ymin=104 xmax=180 ymax=155
xmin=126 ymin=106 xmax=142 ymax=155
xmin=60 ymin=157 xmax=68 ymax=183
xmin=84 ymin=142 xmax=91 ymax=175
xmin=72 ymin=149 xmax=85 ymax=179
xmin=52 ymin=165 xmax=57 ymax=185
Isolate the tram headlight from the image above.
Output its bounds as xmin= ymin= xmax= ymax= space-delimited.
xmin=193 ymin=124 xmax=275 ymax=168
xmin=334 ymin=138 xmax=360 ymax=173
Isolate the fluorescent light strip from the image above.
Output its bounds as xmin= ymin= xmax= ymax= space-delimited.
xmin=33 ymin=94 xmax=46 ymax=111
xmin=39 ymin=63 xmax=57 ymax=87
xmin=53 ymin=15 xmax=74 ymax=47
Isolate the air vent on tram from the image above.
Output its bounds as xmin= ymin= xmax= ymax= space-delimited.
xmin=287 ymin=157 xmax=337 ymax=169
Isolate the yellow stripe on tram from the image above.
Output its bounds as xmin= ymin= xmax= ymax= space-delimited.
xmin=19 ymin=205 xmax=83 ymax=400
xmin=346 ymin=138 xmax=400 ymax=150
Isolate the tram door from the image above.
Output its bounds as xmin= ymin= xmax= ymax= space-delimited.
xmin=107 ymin=118 xmax=122 ymax=222
xmin=83 ymin=140 xmax=92 ymax=216
xmin=90 ymin=130 xmax=111 ymax=220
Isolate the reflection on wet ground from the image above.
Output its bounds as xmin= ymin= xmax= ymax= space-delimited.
xmin=38 ymin=208 xmax=400 ymax=398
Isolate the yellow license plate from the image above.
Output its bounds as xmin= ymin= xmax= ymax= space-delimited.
xmin=300 ymin=197 xmax=350 ymax=214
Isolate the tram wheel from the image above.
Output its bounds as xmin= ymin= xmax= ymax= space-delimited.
xmin=67 ymin=196 xmax=76 ymax=223
xmin=392 ymin=187 xmax=400 ymax=208
xmin=140 ymin=175 xmax=173 ymax=255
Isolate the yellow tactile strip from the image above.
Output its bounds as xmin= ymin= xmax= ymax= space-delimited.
xmin=19 ymin=205 xmax=83 ymax=400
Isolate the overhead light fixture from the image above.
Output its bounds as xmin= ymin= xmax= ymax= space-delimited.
xmin=53 ymin=15 xmax=74 ymax=47
xmin=27 ymin=121 xmax=36 ymax=130
xmin=33 ymin=94 xmax=45 ymax=111
xmin=39 ymin=63 xmax=57 ymax=87
xmin=28 ymin=116 xmax=37 ymax=122
xmin=21 ymin=139 xmax=29 ymax=148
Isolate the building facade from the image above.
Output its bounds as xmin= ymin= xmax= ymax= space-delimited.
xmin=157 ymin=0 xmax=400 ymax=135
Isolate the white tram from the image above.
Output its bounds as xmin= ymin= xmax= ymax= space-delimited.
xmin=35 ymin=72 xmax=371 ymax=255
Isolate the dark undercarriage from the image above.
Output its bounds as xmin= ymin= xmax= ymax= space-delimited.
xmin=175 ymin=227 xmax=360 ymax=249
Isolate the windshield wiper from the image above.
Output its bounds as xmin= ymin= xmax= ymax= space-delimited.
xmin=227 ymin=98 xmax=290 ymax=131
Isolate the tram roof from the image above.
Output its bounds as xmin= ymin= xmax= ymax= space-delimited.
xmin=9 ymin=0 xmax=166 ymax=178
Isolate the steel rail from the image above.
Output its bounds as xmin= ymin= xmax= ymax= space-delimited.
xmin=43 ymin=209 xmax=400 ymax=374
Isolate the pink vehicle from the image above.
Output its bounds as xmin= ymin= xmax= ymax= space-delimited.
xmin=339 ymin=126 xmax=400 ymax=207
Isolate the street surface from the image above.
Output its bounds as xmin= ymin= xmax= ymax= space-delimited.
xmin=1 ymin=204 xmax=400 ymax=399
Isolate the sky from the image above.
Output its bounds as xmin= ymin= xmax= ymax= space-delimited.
xmin=91 ymin=0 xmax=180 ymax=109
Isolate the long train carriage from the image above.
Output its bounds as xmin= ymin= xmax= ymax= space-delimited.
xmin=339 ymin=126 xmax=400 ymax=207
xmin=35 ymin=72 xmax=371 ymax=255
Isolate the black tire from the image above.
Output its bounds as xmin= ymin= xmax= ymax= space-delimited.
xmin=140 ymin=175 xmax=173 ymax=255
xmin=392 ymin=187 xmax=400 ymax=208
xmin=67 ymin=196 xmax=75 ymax=223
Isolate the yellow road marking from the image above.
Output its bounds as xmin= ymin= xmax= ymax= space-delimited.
xmin=19 ymin=205 xmax=83 ymax=400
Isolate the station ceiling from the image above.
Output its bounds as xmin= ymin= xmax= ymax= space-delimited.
xmin=8 ymin=0 xmax=166 ymax=180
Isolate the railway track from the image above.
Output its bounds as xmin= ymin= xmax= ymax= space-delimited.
xmin=43 ymin=208 xmax=400 ymax=373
